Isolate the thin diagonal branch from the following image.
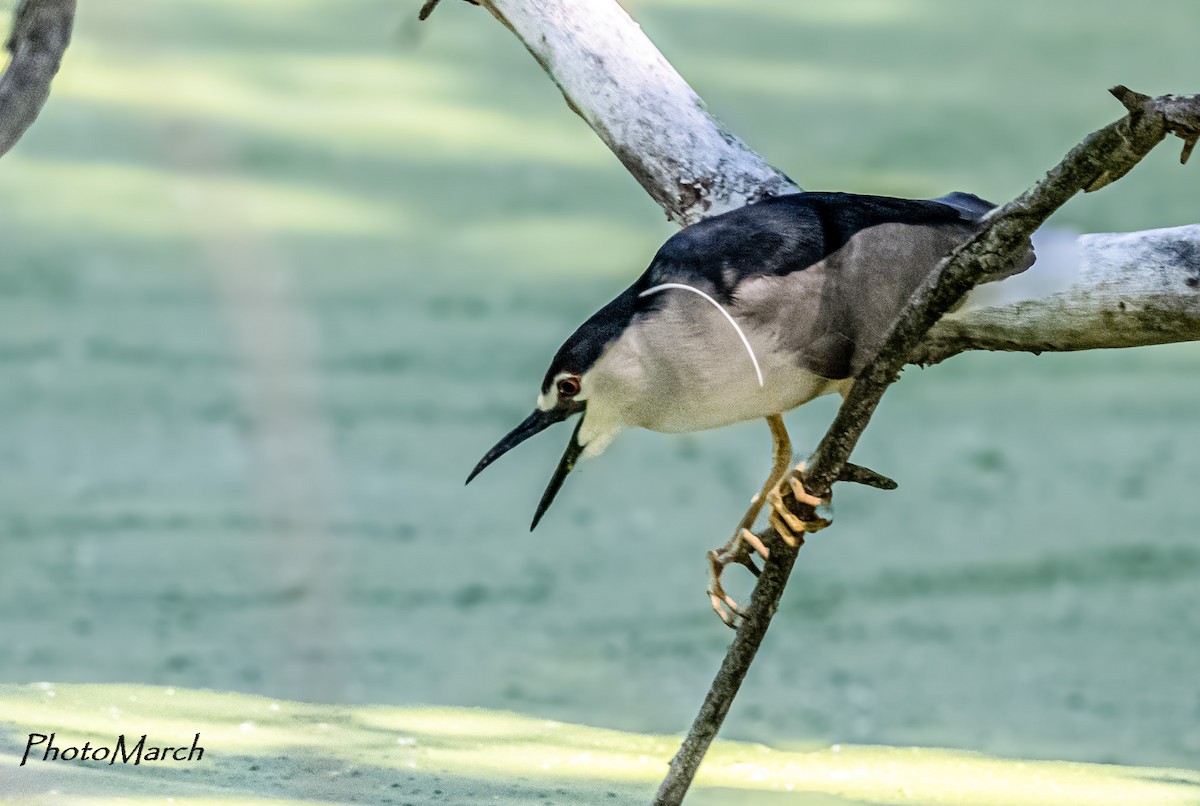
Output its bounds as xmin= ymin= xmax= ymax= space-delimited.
xmin=0 ymin=0 xmax=75 ymax=158
xmin=654 ymin=88 xmax=1199 ymax=806
xmin=806 ymin=87 xmax=1197 ymax=496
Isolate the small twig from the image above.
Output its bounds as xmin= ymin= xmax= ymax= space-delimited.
xmin=838 ymin=462 xmax=897 ymax=491
xmin=417 ymin=0 xmax=442 ymax=20
xmin=1155 ymin=90 xmax=1200 ymax=165
xmin=418 ymin=0 xmax=480 ymax=22
xmin=654 ymin=86 xmax=1199 ymax=806
xmin=0 ymin=0 xmax=75 ymax=158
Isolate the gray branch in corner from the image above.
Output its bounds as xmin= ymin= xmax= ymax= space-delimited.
xmin=0 ymin=0 xmax=76 ymax=159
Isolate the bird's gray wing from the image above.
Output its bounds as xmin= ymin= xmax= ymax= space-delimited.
xmin=733 ymin=218 xmax=1031 ymax=379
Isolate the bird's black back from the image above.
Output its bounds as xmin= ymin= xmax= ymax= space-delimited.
xmin=641 ymin=191 xmax=984 ymax=302
xmin=543 ymin=191 xmax=1005 ymax=389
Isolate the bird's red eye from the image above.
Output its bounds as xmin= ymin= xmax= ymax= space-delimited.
xmin=557 ymin=376 xmax=581 ymax=398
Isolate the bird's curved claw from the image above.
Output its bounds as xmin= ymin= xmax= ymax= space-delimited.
xmin=706 ymin=528 xmax=769 ymax=628
xmin=767 ymin=467 xmax=832 ymax=548
xmin=706 ymin=464 xmax=831 ymax=626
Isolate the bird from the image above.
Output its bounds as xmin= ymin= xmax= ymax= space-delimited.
xmin=466 ymin=190 xmax=1033 ymax=625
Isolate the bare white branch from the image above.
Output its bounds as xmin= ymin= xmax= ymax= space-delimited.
xmin=479 ymin=0 xmax=797 ymax=225
xmin=931 ymin=224 xmax=1200 ymax=363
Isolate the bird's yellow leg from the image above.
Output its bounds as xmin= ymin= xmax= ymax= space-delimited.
xmin=707 ymin=414 xmax=793 ymax=627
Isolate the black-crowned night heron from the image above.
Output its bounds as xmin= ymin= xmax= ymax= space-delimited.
xmin=467 ymin=190 xmax=1032 ymax=624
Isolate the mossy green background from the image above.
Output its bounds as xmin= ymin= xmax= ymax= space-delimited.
xmin=0 ymin=0 xmax=1198 ymax=803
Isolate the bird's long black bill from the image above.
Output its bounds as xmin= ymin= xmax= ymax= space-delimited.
xmin=466 ymin=408 xmax=566 ymax=485
xmin=530 ymin=417 xmax=586 ymax=531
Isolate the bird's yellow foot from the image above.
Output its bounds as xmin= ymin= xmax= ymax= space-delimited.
xmin=706 ymin=528 xmax=770 ymax=628
xmin=767 ymin=464 xmax=831 ymax=547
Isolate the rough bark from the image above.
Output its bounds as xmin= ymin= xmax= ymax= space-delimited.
xmin=0 ymin=0 xmax=75 ymax=158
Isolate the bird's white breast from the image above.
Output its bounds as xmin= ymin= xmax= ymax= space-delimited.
xmin=581 ymin=292 xmax=848 ymax=440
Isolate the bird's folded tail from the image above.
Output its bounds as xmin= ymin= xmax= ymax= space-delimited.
xmin=931 ymin=191 xmax=996 ymax=222
xmin=932 ymin=191 xmax=1039 ymax=297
